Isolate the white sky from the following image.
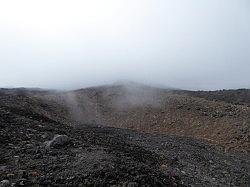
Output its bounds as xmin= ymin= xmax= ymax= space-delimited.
xmin=0 ymin=0 xmax=249 ymax=90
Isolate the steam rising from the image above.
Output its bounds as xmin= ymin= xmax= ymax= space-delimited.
xmin=61 ymin=82 xmax=166 ymax=124
xmin=111 ymin=82 xmax=164 ymax=110
xmin=63 ymin=90 xmax=103 ymax=125
xmin=63 ymin=92 xmax=84 ymax=123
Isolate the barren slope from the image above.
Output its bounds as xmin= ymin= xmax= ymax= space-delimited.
xmin=68 ymin=84 xmax=250 ymax=152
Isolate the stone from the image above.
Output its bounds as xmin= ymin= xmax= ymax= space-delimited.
xmin=160 ymin=164 xmax=168 ymax=170
xmin=18 ymin=170 xmax=28 ymax=179
xmin=0 ymin=180 xmax=10 ymax=187
xmin=16 ymin=179 xmax=32 ymax=186
xmin=0 ymin=166 xmax=7 ymax=172
xmin=127 ymin=182 xmax=138 ymax=187
xmin=45 ymin=135 xmax=70 ymax=148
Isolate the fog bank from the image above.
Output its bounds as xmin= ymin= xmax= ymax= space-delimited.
xmin=0 ymin=0 xmax=249 ymax=90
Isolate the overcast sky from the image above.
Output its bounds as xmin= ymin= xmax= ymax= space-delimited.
xmin=0 ymin=0 xmax=249 ymax=90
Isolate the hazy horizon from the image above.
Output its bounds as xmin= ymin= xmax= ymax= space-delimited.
xmin=0 ymin=0 xmax=249 ymax=91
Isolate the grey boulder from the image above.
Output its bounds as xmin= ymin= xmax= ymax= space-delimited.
xmin=45 ymin=135 xmax=71 ymax=148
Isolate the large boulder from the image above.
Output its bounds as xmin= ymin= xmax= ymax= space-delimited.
xmin=0 ymin=180 xmax=10 ymax=187
xmin=45 ymin=135 xmax=71 ymax=148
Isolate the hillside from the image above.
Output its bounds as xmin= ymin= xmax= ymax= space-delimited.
xmin=64 ymin=84 xmax=250 ymax=152
xmin=0 ymin=85 xmax=249 ymax=186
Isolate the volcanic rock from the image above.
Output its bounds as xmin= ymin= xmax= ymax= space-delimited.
xmin=45 ymin=135 xmax=71 ymax=148
xmin=0 ymin=180 xmax=10 ymax=187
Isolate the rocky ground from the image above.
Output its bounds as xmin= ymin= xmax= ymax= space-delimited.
xmin=0 ymin=86 xmax=250 ymax=186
